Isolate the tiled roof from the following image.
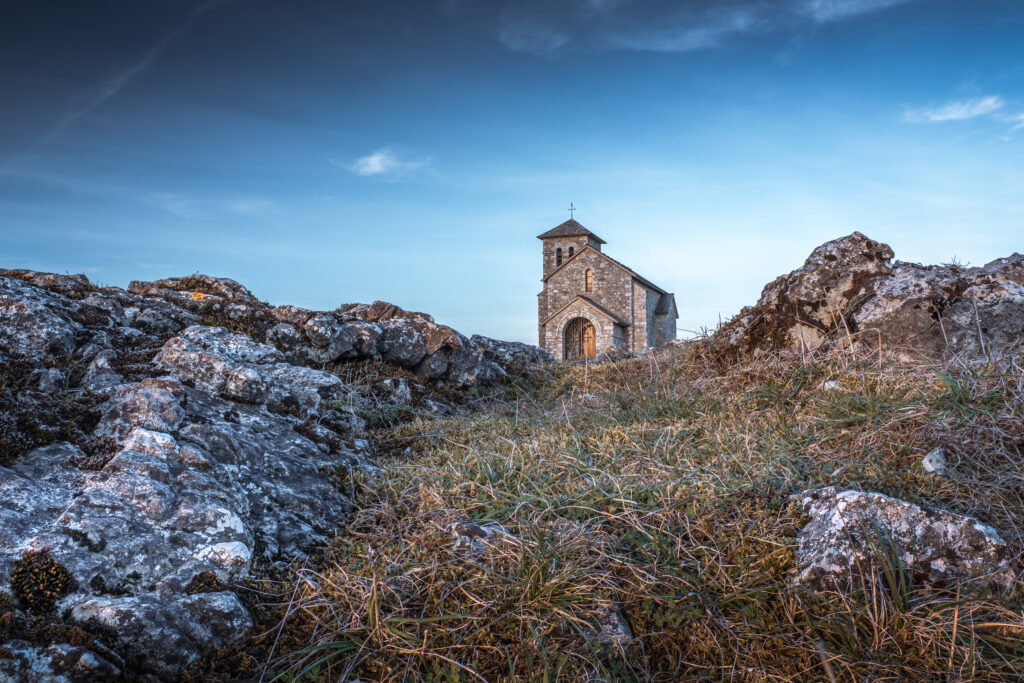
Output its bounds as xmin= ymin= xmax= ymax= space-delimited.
xmin=536 ymin=219 xmax=607 ymax=244
xmin=654 ymin=293 xmax=677 ymax=316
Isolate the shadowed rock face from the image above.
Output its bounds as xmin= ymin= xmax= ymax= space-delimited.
xmin=793 ymin=487 xmax=1012 ymax=591
xmin=0 ymin=269 xmax=550 ymax=679
xmin=712 ymin=234 xmax=1024 ymax=360
xmin=0 ymin=375 xmax=361 ymax=677
xmin=853 ymin=258 xmax=1024 ymax=356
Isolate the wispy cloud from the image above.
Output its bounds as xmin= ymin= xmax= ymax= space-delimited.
xmin=145 ymin=192 xmax=277 ymax=218
xmin=498 ymin=0 xmax=923 ymax=55
xmin=499 ymin=20 xmax=571 ymax=55
xmin=903 ymin=96 xmax=1005 ymax=123
xmin=801 ymin=0 xmax=910 ymax=22
xmin=39 ymin=0 xmax=230 ymax=146
xmin=997 ymin=112 xmax=1024 ymax=132
xmin=341 ymin=148 xmax=432 ymax=179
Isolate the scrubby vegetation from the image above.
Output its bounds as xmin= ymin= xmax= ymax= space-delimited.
xmin=10 ymin=549 xmax=78 ymax=614
xmin=198 ymin=346 xmax=1023 ymax=681
xmin=0 ymin=357 xmax=104 ymax=467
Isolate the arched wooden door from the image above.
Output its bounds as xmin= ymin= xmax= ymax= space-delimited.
xmin=564 ymin=317 xmax=596 ymax=360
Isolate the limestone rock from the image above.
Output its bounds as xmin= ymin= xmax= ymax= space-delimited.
xmin=300 ymin=314 xmax=360 ymax=363
xmin=451 ymin=520 xmax=511 ymax=552
xmin=470 ymin=334 xmax=553 ymax=371
xmin=0 ymin=639 xmax=122 ymax=682
xmin=0 ymin=377 xmax=362 ymax=676
xmin=0 ymin=276 xmax=80 ymax=359
xmin=345 ymin=300 xmax=435 ymax=323
xmin=793 ymin=487 xmax=1012 ymax=591
xmin=593 ymin=348 xmax=633 ymax=363
xmin=584 ymin=605 xmax=633 ymax=647
xmin=80 ymin=350 xmax=123 ymax=393
xmin=128 ymin=305 xmax=186 ymax=336
xmin=716 ymin=232 xmax=893 ymax=359
xmin=922 ymin=448 xmax=949 ymax=476
xmin=713 ymin=237 xmax=1024 ymax=360
xmin=128 ymin=274 xmax=258 ymax=309
xmin=853 ymin=260 xmax=1024 ymax=356
xmin=0 ymin=269 xmax=93 ymax=296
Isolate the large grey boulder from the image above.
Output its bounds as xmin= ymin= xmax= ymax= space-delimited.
xmin=155 ymin=325 xmax=348 ymax=417
xmin=854 ymin=259 xmax=1024 ymax=356
xmin=0 ymin=639 xmax=122 ymax=682
xmin=0 ymin=276 xmax=80 ymax=359
xmin=715 ymin=232 xmax=893 ymax=359
xmin=713 ymin=235 xmax=1024 ymax=360
xmin=470 ymin=334 xmax=553 ymax=371
xmin=0 ymin=376 xmax=364 ymax=677
xmin=128 ymin=274 xmax=258 ymax=312
xmin=793 ymin=487 xmax=1013 ymax=591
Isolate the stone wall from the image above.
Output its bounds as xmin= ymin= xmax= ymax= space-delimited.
xmin=653 ymin=294 xmax=677 ymax=346
xmin=645 ymin=285 xmax=659 ymax=347
xmin=545 ymin=249 xmax=634 ymax=326
xmin=542 ymin=237 xmax=591 ymax=278
xmin=631 ymin=281 xmax=647 ymax=351
xmin=542 ymin=298 xmax=621 ymax=360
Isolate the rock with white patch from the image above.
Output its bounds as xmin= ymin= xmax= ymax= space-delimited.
xmin=793 ymin=487 xmax=1012 ymax=590
xmin=0 ymin=640 xmax=122 ymax=682
xmin=922 ymin=448 xmax=948 ymax=476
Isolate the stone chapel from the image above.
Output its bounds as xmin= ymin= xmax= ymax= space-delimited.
xmin=537 ymin=218 xmax=677 ymax=360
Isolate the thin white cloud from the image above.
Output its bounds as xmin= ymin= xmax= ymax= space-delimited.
xmin=40 ymin=0 xmax=230 ymax=146
xmin=801 ymin=0 xmax=910 ymax=22
xmin=498 ymin=0 xmax=923 ymax=55
xmin=224 ymin=198 xmax=276 ymax=215
xmin=997 ymin=112 xmax=1024 ymax=132
xmin=146 ymin=192 xmax=202 ymax=219
xmin=145 ymin=192 xmax=276 ymax=218
xmin=608 ymin=7 xmax=757 ymax=51
xmin=903 ymin=96 xmax=1005 ymax=123
xmin=499 ymin=20 xmax=571 ymax=55
xmin=342 ymin=148 xmax=431 ymax=178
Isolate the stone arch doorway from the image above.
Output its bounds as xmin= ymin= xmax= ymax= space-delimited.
xmin=563 ymin=317 xmax=596 ymax=360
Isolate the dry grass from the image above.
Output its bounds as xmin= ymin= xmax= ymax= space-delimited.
xmin=261 ymin=347 xmax=1024 ymax=681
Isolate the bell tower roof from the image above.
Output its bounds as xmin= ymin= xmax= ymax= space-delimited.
xmin=536 ymin=219 xmax=606 ymax=245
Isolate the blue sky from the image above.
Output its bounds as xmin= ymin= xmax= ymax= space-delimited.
xmin=2 ymin=0 xmax=1022 ymax=342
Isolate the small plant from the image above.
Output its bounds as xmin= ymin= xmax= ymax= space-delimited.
xmin=170 ymin=274 xmax=221 ymax=296
xmin=267 ymin=396 xmax=303 ymax=417
xmin=10 ymin=548 xmax=77 ymax=614
xmin=185 ymin=570 xmax=225 ymax=594
xmin=358 ymin=404 xmax=415 ymax=430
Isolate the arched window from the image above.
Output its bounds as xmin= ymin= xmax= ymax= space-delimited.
xmin=555 ymin=247 xmax=562 ymax=266
xmin=585 ymin=269 xmax=593 ymax=292
xmin=568 ymin=246 xmax=575 ymax=258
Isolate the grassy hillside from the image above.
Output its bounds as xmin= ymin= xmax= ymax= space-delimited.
xmin=196 ymin=347 xmax=1024 ymax=681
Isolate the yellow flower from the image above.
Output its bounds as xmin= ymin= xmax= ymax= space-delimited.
xmin=190 ymin=291 xmax=206 ymax=301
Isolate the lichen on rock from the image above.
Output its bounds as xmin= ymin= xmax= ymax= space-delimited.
xmin=793 ymin=487 xmax=1013 ymax=591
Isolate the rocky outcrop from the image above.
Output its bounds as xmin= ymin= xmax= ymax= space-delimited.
xmin=712 ymin=234 xmax=1024 ymax=360
xmin=0 ymin=639 xmax=122 ymax=681
xmin=470 ymin=335 xmax=553 ymax=373
xmin=266 ymin=304 xmax=508 ymax=387
xmin=793 ymin=487 xmax=1013 ymax=591
xmin=0 ymin=375 xmax=364 ymax=676
xmin=853 ymin=259 xmax=1024 ymax=356
xmin=0 ymin=269 xmax=545 ymax=679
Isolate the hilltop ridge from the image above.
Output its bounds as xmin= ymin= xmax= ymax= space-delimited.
xmin=1 ymin=234 xmax=1023 ymax=681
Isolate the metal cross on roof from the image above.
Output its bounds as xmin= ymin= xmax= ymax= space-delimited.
xmin=568 ymin=202 xmax=576 ymax=219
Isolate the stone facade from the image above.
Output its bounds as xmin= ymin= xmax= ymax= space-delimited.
xmin=537 ymin=219 xmax=677 ymax=360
